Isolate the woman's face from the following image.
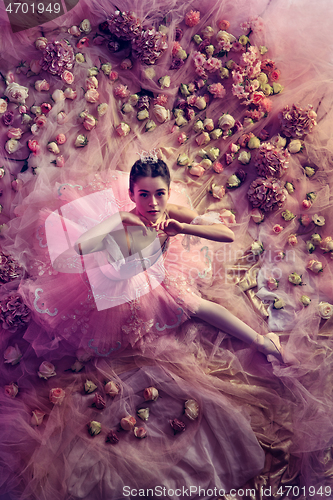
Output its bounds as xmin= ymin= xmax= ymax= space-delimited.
xmin=129 ymin=176 xmax=170 ymax=224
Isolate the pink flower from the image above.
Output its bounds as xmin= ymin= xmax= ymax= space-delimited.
xmin=250 ymin=208 xmax=265 ymax=224
xmin=41 ymin=102 xmax=52 ymax=114
xmin=170 ymin=418 xmax=186 ymax=434
xmin=11 ymin=178 xmax=23 ymax=192
xmin=35 ymin=36 xmax=48 ymax=50
xmin=259 ymin=98 xmax=273 ymax=114
xmin=302 ymin=199 xmax=312 ymax=209
xmin=52 ymin=89 xmax=65 ymax=102
xmin=85 ymin=89 xmax=99 ymax=103
xmin=47 ymin=142 xmax=60 ymax=154
xmin=55 ymin=155 xmax=65 ymax=168
xmin=134 ymin=426 xmax=147 ymax=439
xmin=196 ymin=132 xmax=210 ymax=146
xmin=208 ymin=82 xmax=226 ymax=99
xmin=5 ymin=382 xmax=18 ymax=398
xmin=319 ymin=236 xmax=333 ymax=252
xmin=143 ymin=387 xmax=159 ymax=401
xmin=4 ymin=344 xmax=22 ymax=365
xmin=105 ymin=381 xmax=119 ymax=397
xmin=34 ymin=79 xmax=50 ymax=92
xmin=92 ymin=393 xmax=106 ymax=410
xmin=219 ymin=209 xmax=236 ymax=225
xmin=288 ymin=234 xmax=298 ymax=246
xmin=267 ymin=277 xmax=279 ymax=291
xmin=83 ymin=114 xmax=97 ymax=131
xmin=120 ymin=58 xmax=133 ymax=70
xmin=247 ymin=177 xmax=288 ymax=212
xmin=210 ymin=183 xmax=225 ymax=200
xmin=109 ymin=71 xmax=119 ymax=82
xmin=273 ymin=224 xmax=284 ymax=234
xmin=185 ymin=10 xmax=200 ymax=27
xmin=68 ymin=25 xmax=81 ymax=37
xmin=299 ymin=214 xmax=311 ymax=226
xmin=57 ymin=112 xmax=67 ymax=125
xmin=172 ymin=41 xmax=182 ymax=56
xmin=270 ymin=69 xmax=281 ymax=81
xmin=86 ymin=76 xmax=98 ymax=90
xmin=114 ymin=84 xmax=130 ymax=99
xmin=31 ymin=409 xmax=45 ymax=426
xmin=35 ymin=114 xmax=47 ymax=127
xmin=30 ymin=59 xmax=41 ymax=74
xmin=154 ymin=94 xmax=168 ymax=107
xmin=61 ymin=70 xmax=74 ymax=85
xmin=56 ymin=133 xmax=66 ymax=145
xmin=120 ymin=415 xmax=136 ymax=431
xmin=189 ymin=164 xmax=205 ymax=177
xmin=49 ymin=387 xmax=65 ymax=405
xmin=76 ymin=36 xmax=89 ymax=48
xmin=213 ymin=161 xmax=223 ymax=173
xmin=261 ymin=59 xmax=276 ymax=73
xmin=178 ymin=132 xmax=187 ymax=145
xmin=28 ymin=139 xmax=40 ymax=155
xmin=116 ymin=122 xmax=130 ymax=137
xmin=64 ymin=88 xmax=77 ymax=100
xmin=7 ymin=127 xmax=23 ymax=140
xmin=218 ymin=19 xmax=230 ymax=30
xmin=307 ymin=259 xmax=323 ymax=273
xmin=106 ymin=430 xmax=119 ymax=444
xmin=38 ymin=361 xmax=56 ymax=379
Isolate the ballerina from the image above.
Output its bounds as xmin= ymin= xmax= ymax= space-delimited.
xmin=74 ymin=152 xmax=284 ymax=362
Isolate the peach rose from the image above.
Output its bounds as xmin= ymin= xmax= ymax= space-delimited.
xmin=49 ymin=387 xmax=65 ymax=405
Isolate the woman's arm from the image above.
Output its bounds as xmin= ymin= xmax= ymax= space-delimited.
xmin=74 ymin=211 xmax=148 ymax=255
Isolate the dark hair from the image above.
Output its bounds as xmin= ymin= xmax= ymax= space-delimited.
xmin=129 ymin=159 xmax=171 ymax=193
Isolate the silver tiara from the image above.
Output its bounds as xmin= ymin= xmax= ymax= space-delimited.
xmin=137 ymin=149 xmax=159 ymax=163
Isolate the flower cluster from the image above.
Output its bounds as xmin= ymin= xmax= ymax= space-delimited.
xmin=40 ymin=40 xmax=75 ymax=77
xmin=132 ymin=28 xmax=168 ymax=65
xmin=247 ymin=177 xmax=288 ymax=211
xmin=0 ymin=293 xmax=31 ymax=332
xmin=0 ymin=252 xmax=24 ymax=283
xmin=107 ymin=10 xmax=142 ymax=40
xmin=254 ymin=142 xmax=290 ymax=178
xmin=280 ymin=104 xmax=317 ymax=138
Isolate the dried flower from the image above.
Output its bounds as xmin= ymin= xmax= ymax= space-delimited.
xmin=84 ymin=380 xmax=97 ymax=394
xmin=71 ymin=360 xmax=84 ymax=372
xmin=0 ymin=252 xmax=23 ymax=283
xmin=318 ymin=301 xmax=333 ymax=319
xmin=247 ymin=177 xmax=287 ymax=212
xmin=31 ymin=409 xmax=45 ymax=426
xmin=120 ymin=415 xmax=136 ymax=431
xmin=300 ymin=295 xmax=311 ymax=307
xmin=38 ymin=361 xmax=56 ymax=379
xmin=288 ymin=272 xmax=303 ymax=286
xmin=254 ymin=143 xmax=290 ymax=178
xmin=250 ymin=208 xmax=265 ymax=224
xmin=107 ymin=10 xmax=142 ymax=41
xmin=137 ymin=408 xmax=149 ymax=421
xmin=132 ymin=28 xmax=168 ymax=65
xmin=184 ymin=399 xmax=199 ymax=420
xmin=0 ymin=293 xmax=30 ymax=332
xmin=104 ymin=381 xmax=119 ymax=397
xmin=134 ymin=426 xmax=147 ymax=438
xmin=210 ymin=183 xmax=225 ymax=200
xmin=185 ymin=10 xmax=200 ymax=27
xmin=273 ymin=297 xmax=285 ymax=309
xmin=143 ymin=387 xmax=159 ymax=401
xmin=251 ymin=241 xmax=264 ymax=255
xmin=288 ymin=234 xmax=298 ymax=246
xmin=307 ymin=259 xmax=323 ymax=273
xmin=5 ymin=382 xmax=18 ymax=398
xmin=177 ymin=153 xmax=190 ymax=166
xmin=40 ymin=40 xmax=74 ymax=77
xmin=75 ymin=135 xmax=88 ymax=148
xmin=170 ymin=418 xmax=186 ymax=434
xmin=92 ymin=393 xmax=106 ymax=410
xmin=280 ymin=104 xmax=317 ymax=138
xmin=49 ymin=387 xmax=65 ymax=405
xmin=304 ymin=166 xmax=315 ymax=177
xmin=267 ymin=277 xmax=279 ymax=291
xmin=106 ymin=429 xmax=119 ymax=444
xmin=281 ymin=210 xmax=296 ymax=221
xmin=88 ymin=420 xmax=102 ymax=436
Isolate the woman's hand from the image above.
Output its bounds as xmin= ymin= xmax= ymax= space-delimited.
xmin=120 ymin=212 xmax=150 ymax=234
xmin=153 ymin=219 xmax=184 ymax=236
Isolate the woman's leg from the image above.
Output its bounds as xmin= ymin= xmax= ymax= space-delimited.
xmin=193 ymin=297 xmax=283 ymax=360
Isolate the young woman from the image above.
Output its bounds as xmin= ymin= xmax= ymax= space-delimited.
xmin=74 ymin=156 xmax=284 ymax=362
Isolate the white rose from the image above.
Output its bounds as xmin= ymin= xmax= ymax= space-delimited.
xmin=38 ymin=361 xmax=56 ymax=379
xmin=288 ymin=139 xmax=303 ymax=154
xmin=238 ymin=150 xmax=251 ymax=164
xmin=0 ymin=98 xmax=8 ymax=114
xmin=97 ymin=103 xmax=108 ymax=116
xmin=318 ymin=301 xmax=333 ymax=320
xmin=271 ymin=134 xmax=287 ymax=148
xmin=153 ymin=105 xmax=170 ymax=123
xmin=4 ymin=82 xmax=29 ymax=103
xmin=251 ymin=241 xmax=264 ymax=255
xmin=218 ymin=113 xmax=235 ymax=130
xmin=5 ymin=139 xmax=19 ymax=154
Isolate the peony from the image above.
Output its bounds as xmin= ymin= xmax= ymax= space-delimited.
xmin=84 ymin=380 xmax=97 ymax=393
xmin=4 ymin=345 xmax=22 ymax=365
xmin=218 ymin=113 xmax=235 ymax=131
xmin=4 ymin=82 xmax=29 ymax=103
xmin=251 ymin=241 xmax=264 ymax=255
xmin=134 ymin=426 xmax=147 ymax=438
xmin=49 ymin=387 xmax=65 ymax=405
xmin=88 ymin=420 xmax=102 ymax=436
xmin=5 ymin=382 xmax=18 ymax=398
xmin=137 ymin=408 xmax=149 ymax=421
xmin=38 ymin=361 xmax=56 ymax=379
xmin=307 ymin=259 xmax=323 ymax=273
xmin=318 ymin=301 xmax=333 ymax=320
xmin=120 ymin=415 xmax=136 ymax=431
xmin=184 ymin=399 xmax=199 ymax=420
xmin=143 ymin=387 xmax=159 ymax=401
xmin=34 ymin=79 xmax=50 ymax=92
xmin=31 ymin=410 xmax=45 ymax=426
xmin=5 ymin=139 xmax=19 ymax=154
xmin=208 ymin=82 xmax=226 ymax=99
xmin=104 ymin=381 xmax=119 ymax=397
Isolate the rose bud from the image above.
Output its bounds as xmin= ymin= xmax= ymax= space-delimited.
xmin=184 ymin=399 xmax=199 ymax=420
xmin=143 ymin=387 xmax=159 ymax=401
xmin=318 ymin=301 xmax=333 ymax=320
xmin=84 ymin=380 xmax=97 ymax=394
xmin=307 ymin=259 xmax=323 ymax=273
xmin=69 ymin=25 xmax=81 ymax=37
xmin=210 ymin=183 xmax=225 ymax=200
xmin=38 ymin=361 xmax=56 ymax=379
xmin=31 ymin=409 xmax=45 ymax=426
xmin=5 ymin=139 xmax=19 ymax=155
xmin=8 ymin=127 xmax=23 ymax=140
xmin=86 ymin=76 xmax=98 ymax=90
xmin=104 ymin=381 xmax=119 ymax=398
xmin=35 ymin=79 xmax=50 ymax=92
xmin=71 ymin=360 xmax=84 ymax=372
xmin=41 ymin=102 xmax=52 ymax=114
xmin=11 ymin=178 xmax=23 ymax=192
xmin=35 ymin=36 xmax=48 ymax=50
xmin=302 ymin=199 xmax=312 ymax=210
xmin=92 ymin=393 xmax=106 ymax=410
xmin=52 ymin=89 xmax=65 ymax=102
xmin=57 ymin=111 xmax=67 ymax=125
xmin=5 ymin=382 xmax=18 ymax=398
xmin=177 ymin=153 xmax=190 ymax=166
xmin=83 ymin=114 xmax=97 ymax=131
xmin=64 ymin=88 xmax=77 ymax=100
xmin=75 ymin=135 xmax=88 ymax=148
xmin=267 ymin=277 xmax=279 ymax=291
xmin=273 ymin=224 xmax=284 ymax=234
xmin=97 ymin=103 xmax=108 ymax=116
xmin=106 ymin=429 xmax=119 ymax=444
xmin=49 ymin=387 xmax=65 ymax=405
xmin=196 ymin=132 xmax=210 ymax=146
xmin=61 ymin=70 xmax=74 ymax=85
xmin=47 ymin=142 xmax=60 ymax=155
xmin=170 ymin=418 xmax=186 ymax=434
xmin=288 ymin=234 xmax=298 ymax=246
xmin=288 ymin=272 xmax=303 ymax=285
xmin=116 ymin=122 xmax=130 ymax=137
xmin=101 ymin=63 xmax=112 ymax=75
xmin=134 ymin=427 xmax=147 ymax=439
xmin=85 ymin=89 xmax=99 ymax=103
xmin=88 ymin=421 xmax=102 ymax=436
xmin=56 ymin=133 xmax=67 ymax=145
xmin=109 ymin=71 xmax=118 ymax=82
xmin=120 ymin=415 xmax=136 ymax=431
xmin=4 ymin=344 xmax=22 ymax=365
xmin=273 ymin=298 xmax=285 ymax=310
xmin=300 ymin=295 xmax=311 ymax=307
xmin=54 ymin=155 xmax=65 ymax=168
xmin=250 ymin=208 xmax=265 ymax=224
xmin=137 ymin=408 xmax=149 ymax=421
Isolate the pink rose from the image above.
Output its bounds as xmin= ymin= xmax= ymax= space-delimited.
xmin=77 ymin=36 xmax=89 ymax=48
xmin=196 ymin=132 xmax=210 ymax=146
xmin=302 ymin=199 xmax=312 ymax=210
xmin=120 ymin=58 xmax=132 ymax=70
xmin=109 ymin=71 xmax=119 ymax=82
xmin=299 ymin=214 xmax=311 ymax=226
xmin=38 ymin=361 xmax=56 ymax=379
xmin=0 ymin=99 xmax=8 ymax=114
xmin=35 ymin=36 xmax=48 ymax=50
xmin=218 ymin=19 xmax=230 ymax=30
xmin=56 ymin=134 xmax=67 ymax=145
xmin=68 ymin=25 xmax=81 ymax=36
xmin=28 ymin=139 xmax=40 ymax=155
xmin=288 ymin=234 xmax=298 ymax=246
xmin=49 ymin=387 xmax=65 ymax=405
xmin=104 ymin=381 xmax=119 ymax=397
xmin=134 ymin=426 xmax=147 ymax=438
xmin=120 ymin=415 xmax=136 ymax=431
xmin=57 ymin=112 xmax=67 ymax=125
xmin=114 ymin=84 xmax=130 ymax=99
xmin=41 ymin=102 xmax=52 ymax=114
xmin=219 ymin=209 xmax=236 ymax=225
xmin=307 ymin=259 xmax=323 ymax=273
xmin=189 ymin=164 xmax=205 ymax=177
xmin=185 ymin=10 xmax=200 ymax=27
xmin=52 ymin=89 xmax=65 ymax=102
xmin=4 ymin=344 xmax=22 ymax=365
xmin=213 ymin=161 xmax=223 ymax=173
xmin=116 ymin=122 xmax=130 ymax=137
xmin=31 ymin=409 xmax=45 ymax=426
xmin=210 ymin=183 xmax=225 ymax=200
xmin=35 ymin=114 xmax=47 ymax=127
xmin=61 ymin=70 xmax=74 ymax=85
xmin=64 ymin=88 xmax=77 ymax=100
xmin=267 ymin=277 xmax=279 ymax=291
xmin=143 ymin=387 xmax=159 ymax=401
xmin=273 ymin=224 xmax=283 ymax=234
xmin=12 ymin=178 xmax=23 ymax=192
xmin=30 ymin=59 xmax=41 ymax=74
xmin=178 ymin=132 xmax=187 ymax=145
xmin=85 ymin=89 xmax=99 ymax=103
xmin=4 ymin=82 xmax=29 ymax=104
xmin=86 ymin=76 xmax=98 ymax=90
xmin=7 ymin=128 xmax=23 ymax=140
xmin=5 ymin=382 xmax=18 ymax=398
xmin=34 ymin=79 xmax=50 ymax=92
xmin=320 ymin=236 xmax=333 ymax=252
xmin=250 ymin=208 xmax=265 ymax=224
xmin=83 ymin=114 xmax=97 ymax=131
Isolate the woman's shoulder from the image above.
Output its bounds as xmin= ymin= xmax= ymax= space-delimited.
xmin=166 ymin=203 xmax=199 ymax=223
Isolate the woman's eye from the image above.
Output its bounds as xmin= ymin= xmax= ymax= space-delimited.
xmin=140 ymin=193 xmax=147 ymax=197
